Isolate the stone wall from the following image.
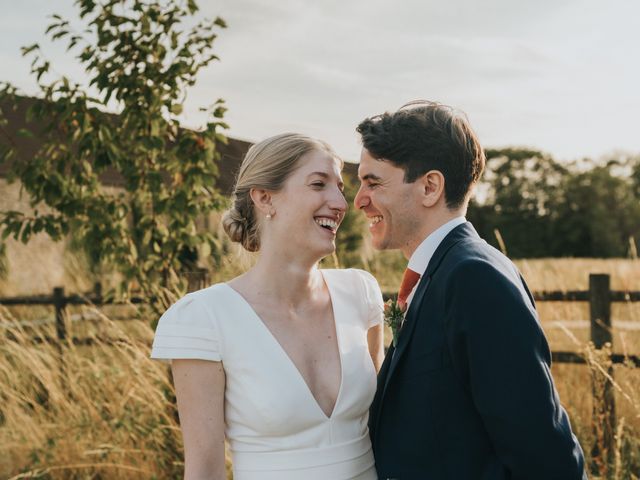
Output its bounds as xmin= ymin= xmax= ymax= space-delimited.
xmin=0 ymin=179 xmax=74 ymax=295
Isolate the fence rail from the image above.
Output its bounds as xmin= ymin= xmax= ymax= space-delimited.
xmin=534 ymin=290 xmax=640 ymax=302
xmin=1 ymin=273 xmax=638 ymax=469
xmin=1 ymin=275 xmax=639 ymax=363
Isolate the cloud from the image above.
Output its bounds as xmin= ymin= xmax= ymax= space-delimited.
xmin=2 ymin=0 xmax=639 ymax=161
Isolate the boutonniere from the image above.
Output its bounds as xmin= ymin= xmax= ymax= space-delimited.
xmin=384 ymin=298 xmax=407 ymax=348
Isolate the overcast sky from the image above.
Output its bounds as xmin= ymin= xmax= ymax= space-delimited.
xmin=1 ymin=0 xmax=639 ymax=163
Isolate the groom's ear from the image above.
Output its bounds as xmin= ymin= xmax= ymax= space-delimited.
xmin=249 ymin=188 xmax=273 ymax=215
xmin=419 ymin=170 xmax=445 ymax=208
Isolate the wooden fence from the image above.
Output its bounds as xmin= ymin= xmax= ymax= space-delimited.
xmin=1 ymin=272 xmax=639 ymax=468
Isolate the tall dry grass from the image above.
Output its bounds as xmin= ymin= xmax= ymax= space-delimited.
xmin=0 ymin=305 xmax=184 ymax=479
xmin=1 ymin=250 xmax=639 ymax=478
xmin=519 ymin=258 xmax=640 ymax=479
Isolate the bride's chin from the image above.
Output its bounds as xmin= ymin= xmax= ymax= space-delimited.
xmin=307 ymin=241 xmax=336 ymax=260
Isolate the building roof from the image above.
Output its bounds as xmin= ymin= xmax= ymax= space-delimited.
xmin=0 ymin=96 xmax=357 ymax=195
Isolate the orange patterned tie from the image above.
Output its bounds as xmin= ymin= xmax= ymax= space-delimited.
xmin=397 ymin=268 xmax=421 ymax=311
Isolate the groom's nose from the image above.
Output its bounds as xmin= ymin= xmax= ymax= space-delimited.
xmin=354 ymin=184 xmax=369 ymax=209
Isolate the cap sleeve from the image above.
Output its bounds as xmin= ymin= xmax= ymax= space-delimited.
xmin=358 ymin=269 xmax=384 ymax=329
xmin=150 ymin=292 xmax=222 ymax=362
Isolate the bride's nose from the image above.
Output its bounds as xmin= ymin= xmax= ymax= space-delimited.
xmin=328 ymin=188 xmax=348 ymax=213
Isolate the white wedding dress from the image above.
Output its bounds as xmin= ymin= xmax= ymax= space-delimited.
xmin=151 ymin=268 xmax=383 ymax=480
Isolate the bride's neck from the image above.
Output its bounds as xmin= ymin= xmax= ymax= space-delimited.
xmin=242 ymin=253 xmax=323 ymax=305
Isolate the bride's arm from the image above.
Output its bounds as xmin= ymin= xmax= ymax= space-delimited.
xmin=367 ymin=324 xmax=384 ymax=372
xmin=171 ymin=359 xmax=226 ymax=480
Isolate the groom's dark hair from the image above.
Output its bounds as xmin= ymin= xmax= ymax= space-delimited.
xmin=356 ymin=100 xmax=485 ymax=209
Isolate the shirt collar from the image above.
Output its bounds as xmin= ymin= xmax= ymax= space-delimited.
xmin=407 ymin=216 xmax=466 ymax=275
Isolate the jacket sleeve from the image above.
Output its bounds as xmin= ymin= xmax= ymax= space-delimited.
xmin=445 ymin=259 xmax=586 ymax=480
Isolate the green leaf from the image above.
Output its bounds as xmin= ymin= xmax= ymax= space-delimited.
xmin=20 ymin=43 xmax=40 ymax=56
xmin=187 ymin=0 xmax=199 ymax=14
xmin=20 ymin=223 xmax=32 ymax=243
xmin=16 ymin=128 xmax=35 ymax=139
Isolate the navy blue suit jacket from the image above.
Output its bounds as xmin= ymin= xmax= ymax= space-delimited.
xmin=369 ymin=222 xmax=586 ymax=479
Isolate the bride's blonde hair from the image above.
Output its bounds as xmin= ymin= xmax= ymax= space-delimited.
xmin=222 ymin=133 xmax=341 ymax=252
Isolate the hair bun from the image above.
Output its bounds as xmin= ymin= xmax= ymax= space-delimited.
xmin=222 ymin=207 xmax=246 ymax=243
xmin=222 ymin=202 xmax=259 ymax=252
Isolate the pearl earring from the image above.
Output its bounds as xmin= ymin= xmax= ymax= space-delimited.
xmin=266 ymin=213 xmax=272 ymax=219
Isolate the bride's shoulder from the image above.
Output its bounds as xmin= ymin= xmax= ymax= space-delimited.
xmin=160 ymin=283 xmax=234 ymax=320
xmin=152 ymin=284 xmax=230 ymax=362
xmin=322 ymin=269 xmax=384 ymax=328
xmin=321 ymin=268 xmax=382 ymax=292
xmin=171 ymin=281 xmax=229 ymax=303
xmin=322 ymin=268 xmax=378 ymax=284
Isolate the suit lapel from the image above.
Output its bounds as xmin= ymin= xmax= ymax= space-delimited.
xmin=376 ymin=222 xmax=479 ymax=412
xmin=377 ymin=344 xmax=394 ymax=390
xmin=381 ymin=272 xmax=431 ymax=396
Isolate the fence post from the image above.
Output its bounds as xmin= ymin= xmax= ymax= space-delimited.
xmin=589 ymin=273 xmax=616 ymax=473
xmin=186 ymin=268 xmax=209 ymax=293
xmin=53 ymin=287 xmax=66 ymax=343
xmin=53 ymin=286 xmax=68 ymax=391
xmin=93 ymin=282 xmax=102 ymax=305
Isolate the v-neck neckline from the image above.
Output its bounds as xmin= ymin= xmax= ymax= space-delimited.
xmin=223 ymin=269 xmax=344 ymax=420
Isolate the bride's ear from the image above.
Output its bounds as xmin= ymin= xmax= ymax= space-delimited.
xmin=419 ymin=170 xmax=445 ymax=207
xmin=249 ymin=188 xmax=273 ymax=216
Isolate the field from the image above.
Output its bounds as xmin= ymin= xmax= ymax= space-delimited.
xmin=1 ymin=251 xmax=639 ymax=479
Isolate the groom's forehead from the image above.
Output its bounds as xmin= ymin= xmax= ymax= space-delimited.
xmin=357 ymin=157 xmax=392 ymax=181
xmin=358 ymin=154 xmax=379 ymax=179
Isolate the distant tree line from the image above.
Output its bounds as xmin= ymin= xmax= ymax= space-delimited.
xmin=334 ymin=148 xmax=640 ymax=263
xmin=467 ymin=148 xmax=640 ymax=258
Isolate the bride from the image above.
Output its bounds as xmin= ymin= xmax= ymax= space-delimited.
xmin=151 ymin=133 xmax=384 ymax=479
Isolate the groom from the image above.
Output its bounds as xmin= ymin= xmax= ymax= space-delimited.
xmin=355 ymin=101 xmax=587 ymax=479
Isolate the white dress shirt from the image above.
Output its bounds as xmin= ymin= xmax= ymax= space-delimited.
xmin=404 ymin=216 xmax=466 ymax=308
